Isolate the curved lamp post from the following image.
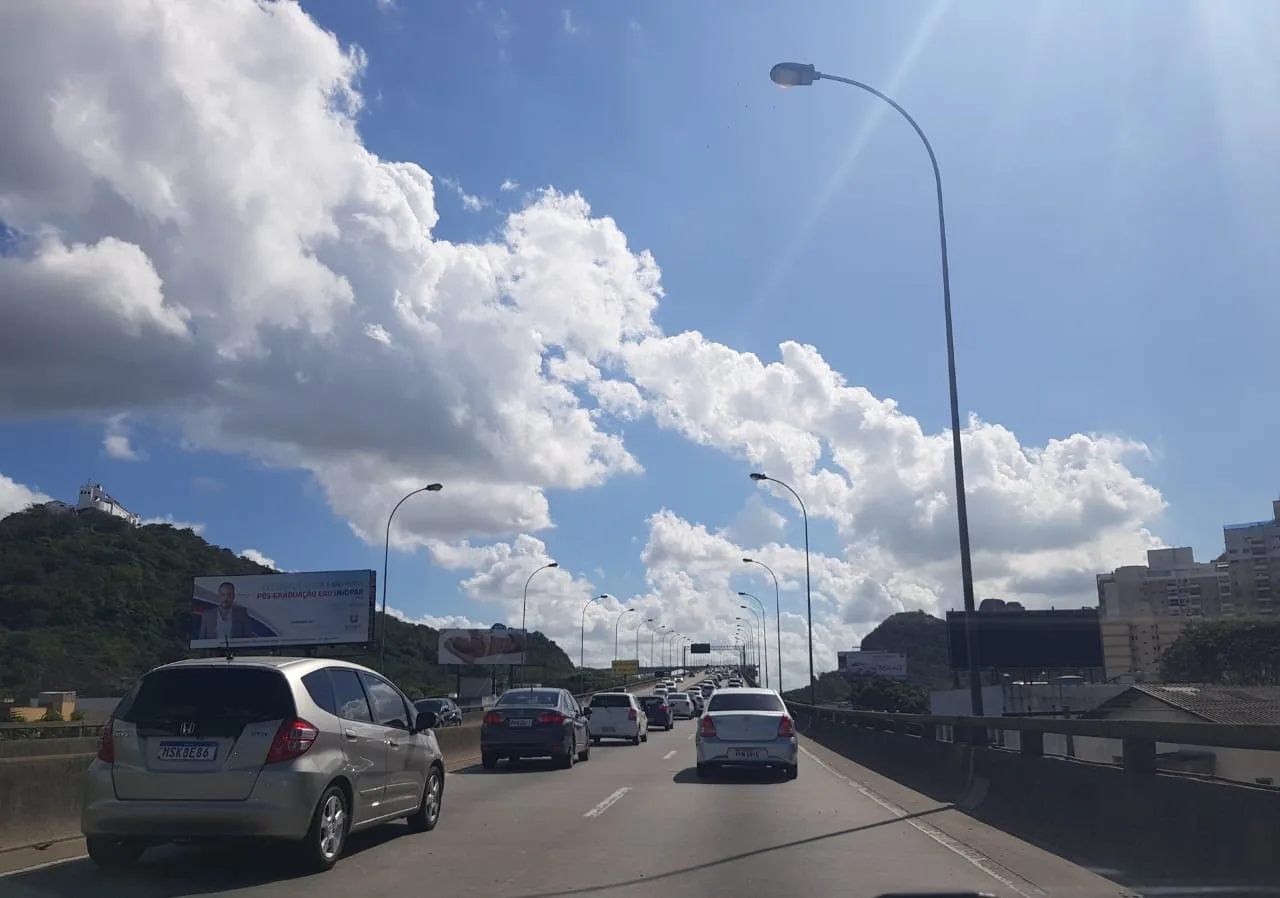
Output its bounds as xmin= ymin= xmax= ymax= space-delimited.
xmin=380 ymin=482 xmax=443 ymax=671
xmin=579 ymin=593 xmax=608 ymax=690
xmin=635 ymin=617 xmax=654 ymax=670
xmin=750 ymin=472 xmax=814 ymax=705
xmin=738 ymin=592 xmax=769 ymax=689
xmin=613 ymin=608 xmax=635 ymax=661
xmin=768 ymin=61 xmax=982 ymax=715
xmin=743 ymin=557 xmax=783 ymax=694
xmin=521 ymin=562 xmax=559 ymax=667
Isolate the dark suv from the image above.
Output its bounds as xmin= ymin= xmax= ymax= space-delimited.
xmin=638 ymin=695 xmax=673 ymax=731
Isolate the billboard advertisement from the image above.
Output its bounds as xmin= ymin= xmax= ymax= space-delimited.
xmin=438 ymin=625 xmax=529 ymax=666
xmin=838 ymin=650 xmax=908 ymax=680
xmin=611 ymin=659 xmax=640 ymax=676
xmin=946 ymin=609 xmax=1103 ymax=670
xmin=190 ymin=570 xmax=375 ymax=649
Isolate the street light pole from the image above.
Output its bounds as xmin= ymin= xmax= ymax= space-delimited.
xmin=738 ymin=593 xmax=769 ymax=689
xmin=750 ymin=473 xmax=815 ymax=706
xmin=380 ymin=482 xmax=443 ymax=671
xmin=635 ymin=617 xmax=653 ymax=668
xmin=767 ymin=61 xmax=982 ymax=715
xmin=743 ymin=558 xmax=783 ymax=695
xmin=521 ymin=562 xmax=559 ymax=668
xmin=579 ymin=593 xmax=608 ymax=691
xmin=614 ymin=608 xmax=635 ymax=661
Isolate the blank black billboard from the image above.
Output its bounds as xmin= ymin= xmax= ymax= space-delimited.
xmin=946 ymin=609 xmax=1103 ymax=670
xmin=689 ymin=643 xmax=711 ymax=654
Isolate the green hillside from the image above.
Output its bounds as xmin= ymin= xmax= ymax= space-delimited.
xmin=859 ymin=609 xmax=953 ymax=689
xmin=0 ymin=505 xmax=583 ymax=700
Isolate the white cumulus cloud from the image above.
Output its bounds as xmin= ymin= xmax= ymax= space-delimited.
xmin=0 ymin=0 xmax=1167 ymax=682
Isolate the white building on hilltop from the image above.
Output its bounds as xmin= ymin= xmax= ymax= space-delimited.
xmin=44 ymin=482 xmax=140 ymax=526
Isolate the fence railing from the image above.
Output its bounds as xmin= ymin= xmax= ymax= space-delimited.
xmin=787 ymin=703 xmax=1280 ymax=775
xmin=0 ymin=720 xmax=106 ymax=741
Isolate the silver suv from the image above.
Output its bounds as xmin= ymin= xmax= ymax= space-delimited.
xmin=81 ymin=657 xmax=446 ymax=873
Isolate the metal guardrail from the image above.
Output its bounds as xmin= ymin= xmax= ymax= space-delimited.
xmin=787 ymin=703 xmax=1280 ymax=752
xmin=0 ymin=721 xmax=106 ymax=741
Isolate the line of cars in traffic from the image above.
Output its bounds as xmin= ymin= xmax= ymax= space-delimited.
xmin=78 ymin=657 xmax=790 ymax=878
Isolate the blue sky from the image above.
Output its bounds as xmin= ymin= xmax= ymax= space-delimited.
xmin=2 ymin=0 xmax=1278 ymax=676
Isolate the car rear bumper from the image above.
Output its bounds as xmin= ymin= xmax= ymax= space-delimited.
xmin=588 ymin=722 xmax=640 ymax=740
xmin=80 ymin=761 xmax=318 ymax=841
xmin=481 ymin=726 xmax=569 ymax=758
xmin=695 ymin=736 xmax=797 ymax=768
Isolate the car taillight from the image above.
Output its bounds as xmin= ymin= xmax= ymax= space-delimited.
xmin=538 ymin=711 xmax=566 ymax=725
xmin=96 ymin=717 xmax=115 ymax=763
xmin=483 ymin=711 xmax=504 ymax=725
xmin=628 ymin=708 xmax=637 ymax=721
xmin=265 ymin=718 xmax=319 ymax=764
xmin=700 ymin=715 xmax=716 ymax=737
xmin=778 ymin=716 xmax=795 ymax=737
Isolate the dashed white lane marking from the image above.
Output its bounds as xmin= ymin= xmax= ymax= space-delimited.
xmin=799 ymin=745 xmax=1046 ymax=898
xmin=663 ymin=750 xmax=677 ymax=760
xmin=584 ymin=786 xmax=631 ymax=818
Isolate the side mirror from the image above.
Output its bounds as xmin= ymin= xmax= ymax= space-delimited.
xmin=583 ymin=707 xmax=592 ymax=717
xmin=415 ymin=710 xmax=440 ymax=732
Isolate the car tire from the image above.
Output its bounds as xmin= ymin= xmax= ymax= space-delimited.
xmin=631 ymin=733 xmax=642 ymax=745
xmin=481 ymin=752 xmax=498 ymax=770
xmin=640 ymin=731 xmax=648 ymax=743
xmin=298 ymin=784 xmax=348 ymax=873
xmin=666 ymin=723 xmax=673 ymax=731
xmin=559 ymin=737 xmax=576 ymax=769
xmin=85 ymin=835 xmax=144 ymax=874
xmin=577 ymin=740 xmax=591 ymax=762
xmin=696 ymin=763 xmax=710 ymax=779
xmin=407 ymin=765 xmax=443 ymax=833
xmin=591 ymin=736 xmax=602 ymax=746
xmin=785 ymin=765 xmax=799 ymax=780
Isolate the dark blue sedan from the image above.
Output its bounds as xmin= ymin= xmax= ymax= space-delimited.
xmin=638 ymin=695 xmax=673 ymax=730
xmin=480 ymin=688 xmax=591 ymax=770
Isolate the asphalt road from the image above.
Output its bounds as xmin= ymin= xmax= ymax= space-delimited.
xmin=0 ymin=676 xmax=1127 ymax=898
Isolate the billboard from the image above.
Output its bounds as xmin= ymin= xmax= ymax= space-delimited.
xmin=438 ymin=625 xmax=529 ymax=666
xmin=838 ymin=650 xmax=908 ymax=680
xmin=611 ymin=659 xmax=640 ymax=676
xmin=689 ymin=643 xmax=711 ymax=654
xmin=946 ymin=609 xmax=1103 ymax=670
xmin=191 ymin=570 xmax=375 ymax=649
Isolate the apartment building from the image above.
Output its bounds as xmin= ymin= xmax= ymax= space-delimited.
xmin=1096 ymin=547 xmax=1230 ymax=682
xmin=1221 ymin=499 xmax=1280 ymax=618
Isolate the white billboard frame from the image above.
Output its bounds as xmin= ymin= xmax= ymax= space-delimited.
xmin=190 ymin=570 xmax=376 ymax=650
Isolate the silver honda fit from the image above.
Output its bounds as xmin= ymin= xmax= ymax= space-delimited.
xmin=81 ymin=656 xmax=445 ymax=872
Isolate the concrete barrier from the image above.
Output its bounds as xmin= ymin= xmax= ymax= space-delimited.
xmin=0 ymin=677 xmax=662 ymax=852
xmin=790 ymin=705 xmax=1280 ymax=890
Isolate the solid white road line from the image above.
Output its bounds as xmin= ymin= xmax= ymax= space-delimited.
xmin=799 ymin=745 xmax=1046 ymax=898
xmin=0 ymin=854 xmax=88 ymax=878
xmin=663 ymin=750 xmax=677 ymax=760
xmin=584 ymin=787 xmax=631 ymax=818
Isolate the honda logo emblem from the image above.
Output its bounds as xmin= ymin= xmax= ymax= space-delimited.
xmin=179 ymin=722 xmax=196 ymax=736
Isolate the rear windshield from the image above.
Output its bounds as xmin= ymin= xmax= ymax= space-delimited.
xmin=707 ymin=692 xmax=785 ymax=713
xmin=497 ymin=690 xmax=562 ymax=707
xmin=667 ymin=693 xmax=688 ymax=701
xmin=590 ymin=693 xmax=633 ymax=708
xmin=116 ymin=667 xmax=295 ymax=728
xmin=638 ymin=696 xmax=666 ymax=708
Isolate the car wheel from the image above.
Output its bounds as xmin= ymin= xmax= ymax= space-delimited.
xmin=786 ymin=765 xmax=799 ymax=780
xmin=559 ymin=737 xmax=576 ymax=769
xmin=666 ymin=723 xmax=673 ymax=731
xmin=640 ymin=731 xmax=648 ymax=743
xmin=298 ymin=784 xmax=348 ymax=873
xmin=591 ymin=736 xmax=602 ymax=746
xmin=407 ymin=765 xmax=443 ymax=832
xmin=696 ymin=763 xmax=710 ymax=779
xmin=577 ymin=739 xmax=591 ymax=762
xmin=85 ymin=835 xmax=144 ymax=874
xmin=631 ymin=733 xmax=642 ymax=745
xmin=481 ymin=752 xmax=498 ymax=770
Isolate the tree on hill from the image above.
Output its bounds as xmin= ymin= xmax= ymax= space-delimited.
xmin=0 ymin=505 xmax=580 ymax=699
xmin=860 ymin=609 xmax=953 ymax=688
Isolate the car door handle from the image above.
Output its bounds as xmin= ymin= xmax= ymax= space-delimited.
xmin=385 ymin=739 xmax=399 ymax=748
xmin=343 ymin=730 xmax=359 ymax=741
